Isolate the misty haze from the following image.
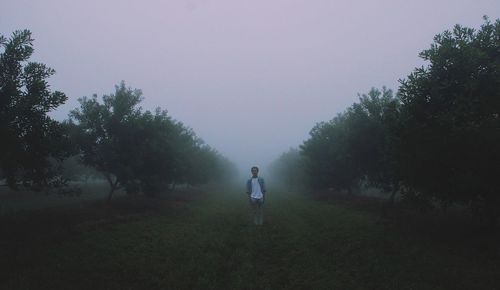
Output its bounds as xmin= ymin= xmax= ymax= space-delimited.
xmin=1 ymin=0 xmax=499 ymax=289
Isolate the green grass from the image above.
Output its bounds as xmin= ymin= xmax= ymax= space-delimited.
xmin=1 ymin=186 xmax=499 ymax=289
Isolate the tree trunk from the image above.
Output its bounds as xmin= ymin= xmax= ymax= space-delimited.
xmin=105 ymin=174 xmax=119 ymax=204
xmin=107 ymin=186 xmax=115 ymax=204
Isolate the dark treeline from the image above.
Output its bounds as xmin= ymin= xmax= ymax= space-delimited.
xmin=270 ymin=18 xmax=500 ymax=221
xmin=0 ymin=29 xmax=238 ymax=201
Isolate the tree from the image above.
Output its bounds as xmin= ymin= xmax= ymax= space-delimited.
xmin=0 ymin=29 xmax=68 ymax=189
xmin=345 ymin=88 xmax=401 ymax=204
xmin=397 ymin=17 xmax=500 ymax=217
xmin=212 ymin=154 xmax=239 ymax=183
xmin=301 ymin=113 xmax=359 ymax=192
xmin=301 ymin=87 xmax=400 ymax=197
xmin=268 ymin=147 xmax=307 ymax=190
xmin=68 ymin=81 xmax=144 ymax=201
xmin=69 ymin=81 xmax=235 ymax=201
xmin=128 ymin=108 xmax=180 ymax=195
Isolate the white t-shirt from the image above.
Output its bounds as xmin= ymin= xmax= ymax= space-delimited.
xmin=251 ymin=178 xmax=263 ymax=199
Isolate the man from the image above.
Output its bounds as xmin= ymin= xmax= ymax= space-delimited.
xmin=246 ymin=166 xmax=266 ymax=225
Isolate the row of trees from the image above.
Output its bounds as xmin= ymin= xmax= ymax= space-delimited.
xmin=271 ymin=18 xmax=500 ymax=219
xmin=0 ymin=29 xmax=237 ymax=201
xmin=267 ymin=148 xmax=308 ymax=190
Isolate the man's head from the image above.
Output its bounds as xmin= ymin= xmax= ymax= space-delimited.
xmin=251 ymin=166 xmax=259 ymax=178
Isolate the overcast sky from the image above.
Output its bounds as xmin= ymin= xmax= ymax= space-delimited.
xmin=1 ymin=0 xmax=499 ymax=175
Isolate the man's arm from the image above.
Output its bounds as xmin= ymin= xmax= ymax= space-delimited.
xmin=246 ymin=179 xmax=251 ymax=195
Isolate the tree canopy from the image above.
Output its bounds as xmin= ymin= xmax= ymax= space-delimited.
xmin=295 ymin=17 xmax=500 ymax=218
xmin=397 ymin=17 xmax=500 ymax=210
xmin=0 ymin=30 xmax=68 ymax=189
xmin=68 ymin=81 xmax=237 ymax=201
xmin=301 ymin=87 xmax=399 ymax=195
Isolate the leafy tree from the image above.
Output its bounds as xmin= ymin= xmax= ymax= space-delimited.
xmin=398 ymin=17 xmax=500 ymax=217
xmin=129 ymin=108 xmax=183 ymax=195
xmin=0 ymin=30 xmax=68 ymax=189
xmin=69 ymin=82 xmax=236 ymax=201
xmin=268 ymin=147 xmax=307 ymax=190
xmin=184 ymin=144 xmax=218 ymax=186
xmin=68 ymin=81 xmax=144 ymax=201
xmin=169 ymin=130 xmax=238 ymax=187
xmin=212 ymin=154 xmax=239 ymax=183
xmin=345 ymin=88 xmax=401 ymax=204
xmin=168 ymin=122 xmax=205 ymax=188
xmin=301 ymin=113 xmax=359 ymax=192
xmin=301 ymin=87 xmax=399 ymax=197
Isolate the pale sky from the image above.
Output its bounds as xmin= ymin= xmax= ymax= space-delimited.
xmin=1 ymin=0 xmax=498 ymax=175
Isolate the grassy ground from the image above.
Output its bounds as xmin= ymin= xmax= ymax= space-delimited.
xmin=1 ymin=185 xmax=499 ymax=289
xmin=0 ymin=181 xmax=126 ymax=214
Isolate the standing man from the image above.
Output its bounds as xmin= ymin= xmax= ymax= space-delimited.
xmin=246 ymin=166 xmax=266 ymax=226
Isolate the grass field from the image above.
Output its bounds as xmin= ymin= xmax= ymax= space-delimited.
xmin=1 ymin=185 xmax=499 ymax=289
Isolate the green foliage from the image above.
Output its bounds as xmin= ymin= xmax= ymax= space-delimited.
xmin=301 ymin=114 xmax=353 ymax=191
xmin=69 ymin=82 xmax=236 ymax=200
xmin=301 ymin=87 xmax=399 ymax=194
xmin=213 ymin=154 xmax=239 ymax=182
xmin=300 ymin=17 xmax=500 ymax=218
xmin=345 ymin=87 xmax=400 ymax=193
xmin=268 ymin=147 xmax=308 ymax=189
xmin=0 ymin=30 xmax=68 ymax=189
xmin=68 ymin=82 xmax=142 ymax=197
xmin=397 ymin=17 xmax=500 ymax=213
xmin=69 ymin=82 xmax=168 ymax=197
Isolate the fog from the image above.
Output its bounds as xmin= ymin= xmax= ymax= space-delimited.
xmin=1 ymin=0 xmax=498 ymax=174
